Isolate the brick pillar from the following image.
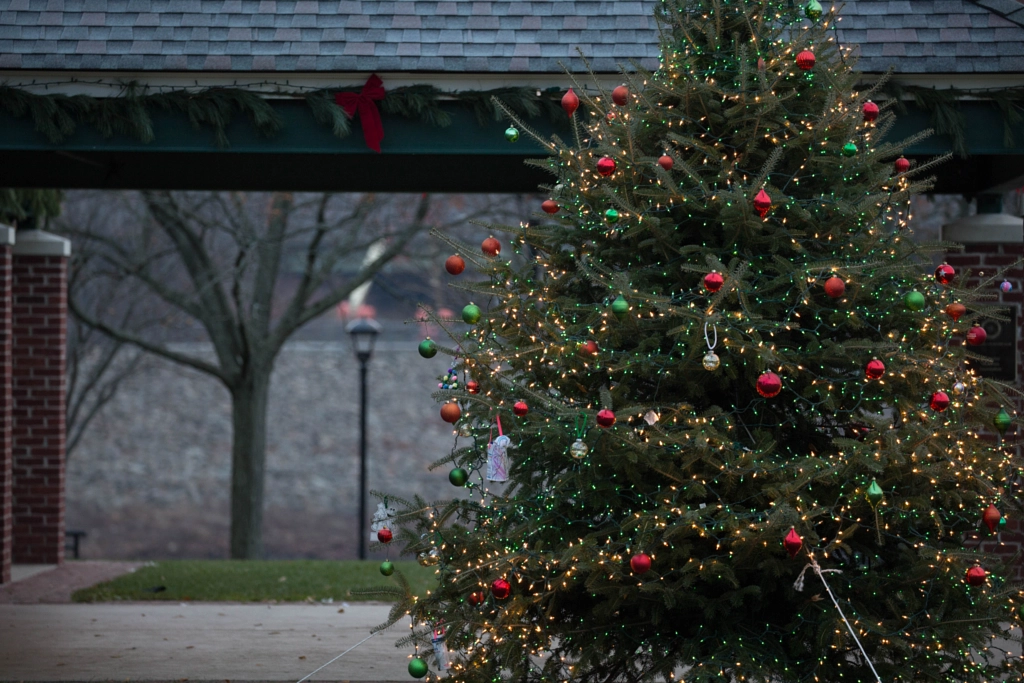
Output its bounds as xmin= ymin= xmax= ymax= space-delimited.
xmin=0 ymin=225 xmax=13 ymax=583
xmin=10 ymin=229 xmax=71 ymax=565
xmin=943 ymin=207 xmax=1024 ymax=581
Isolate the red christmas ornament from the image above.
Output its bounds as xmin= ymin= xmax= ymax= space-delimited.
xmin=658 ymin=154 xmax=674 ymax=171
xmin=481 ymin=236 xmax=501 ymax=256
xmin=862 ymin=100 xmax=879 ymax=122
xmin=597 ymin=156 xmax=616 ymax=177
xmin=756 ymin=371 xmax=782 ymax=398
xmin=582 ymin=340 xmax=599 ymax=355
xmin=468 ymin=590 xmax=485 ymax=606
xmin=596 ymin=409 xmax=616 ymax=427
xmin=983 ymin=504 xmax=1002 ymax=533
xmin=784 ymin=527 xmax=803 ymax=558
xmin=466 ymin=380 xmax=480 ymax=395
xmin=491 ymin=578 xmax=511 ymax=599
xmin=377 ymin=527 xmax=393 ymax=544
xmin=934 ymin=263 xmax=956 ymax=285
xmin=629 ymin=552 xmax=651 ymax=574
xmin=967 ymin=326 xmax=987 ymax=346
xmin=703 ymin=271 xmax=725 ymax=293
xmin=945 ymin=302 xmax=966 ymax=322
xmin=445 ymin=254 xmax=465 ymax=275
xmin=541 ymin=200 xmax=559 ymax=214
xmin=753 ymin=188 xmax=772 ymax=218
xmin=561 ymin=88 xmax=579 ymax=117
xmin=894 ymin=156 xmax=910 ymax=174
xmin=440 ymin=402 xmax=462 ymax=423
xmin=824 ymin=276 xmax=846 ymax=298
xmin=612 ymin=85 xmax=629 ymax=106
xmin=929 ymin=391 xmax=950 ymax=412
xmin=966 ymin=565 xmax=987 ymax=587
xmin=513 ymin=401 xmax=529 ymax=416
xmin=796 ymin=49 xmax=815 ymax=71
xmin=865 ymin=359 xmax=885 ymax=380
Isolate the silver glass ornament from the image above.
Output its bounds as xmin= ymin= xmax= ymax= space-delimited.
xmin=570 ymin=439 xmax=589 ymax=460
xmin=458 ymin=423 xmax=473 ymax=437
xmin=703 ymin=352 xmax=720 ymax=371
xmin=953 ymin=381 xmax=966 ymax=395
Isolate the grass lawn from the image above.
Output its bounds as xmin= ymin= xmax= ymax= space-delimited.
xmin=72 ymin=560 xmax=438 ymax=603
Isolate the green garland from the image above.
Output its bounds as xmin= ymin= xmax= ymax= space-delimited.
xmin=0 ymin=82 xmax=565 ymax=148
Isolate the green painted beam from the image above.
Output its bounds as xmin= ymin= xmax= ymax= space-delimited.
xmin=0 ymin=99 xmax=1020 ymax=192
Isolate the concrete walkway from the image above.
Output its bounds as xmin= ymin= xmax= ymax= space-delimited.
xmin=0 ymin=602 xmax=410 ymax=681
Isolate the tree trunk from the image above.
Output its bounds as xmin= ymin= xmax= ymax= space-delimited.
xmin=229 ymin=369 xmax=272 ymax=559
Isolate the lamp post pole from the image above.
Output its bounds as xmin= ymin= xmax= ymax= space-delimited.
xmin=347 ymin=318 xmax=380 ymax=561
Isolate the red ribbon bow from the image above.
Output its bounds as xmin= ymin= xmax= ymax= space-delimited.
xmin=335 ymin=74 xmax=386 ymax=153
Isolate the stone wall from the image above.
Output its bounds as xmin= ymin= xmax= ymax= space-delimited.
xmin=66 ymin=341 xmax=461 ymax=560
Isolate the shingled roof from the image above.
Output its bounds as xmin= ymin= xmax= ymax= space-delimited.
xmin=0 ymin=0 xmax=1021 ymax=74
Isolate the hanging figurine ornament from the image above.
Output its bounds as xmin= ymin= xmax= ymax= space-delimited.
xmin=658 ymin=154 xmax=674 ymax=171
xmin=824 ymin=276 xmax=846 ymax=298
xmin=784 ymin=527 xmax=803 ymax=558
xmin=630 ymin=552 xmax=652 ymax=574
xmin=371 ymin=501 xmax=397 ymax=541
xmin=481 ymin=236 xmax=501 ymax=256
xmin=904 ymin=291 xmax=926 ymax=311
xmin=513 ymin=401 xmax=529 ymax=417
xmin=862 ymin=100 xmax=879 ymax=122
xmin=486 ymin=416 xmax=511 ymax=482
xmin=703 ymin=322 xmax=720 ymax=371
xmin=561 ymin=88 xmax=579 ymax=117
xmin=983 ymin=504 xmax=1002 ymax=533
xmin=894 ymin=156 xmax=910 ymax=173
xmin=491 ymin=577 xmax=511 ymax=599
xmin=796 ymin=49 xmax=815 ymax=71
xmin=929 ymin=391 xmax=950 ymax=412
xmin=612 ymin=84 xmax=629 ymax=106
xmin=756 ymin=371 xmax=782 ymax=398
xmin=440 ymin=402 xmax=461 ymax=423
xmin=542 ymin=199 xmax=560 ymax=214
xmin=753 ymin=188 xmax=772 ymax=218
xmin=418 ymin=338 xmax=438 ymax=358
xmin=945 ymin=302 xmax=966 ymax=322
xmin=570 ymin=413 xmax=589 ymax=460
xmin=966 ymin=565 xmax=987 ymax=587
xmin=865 ymin=359 xmax=885 ymax=380
xmin=967 ymin=325 xmax=987 ymax=346
xmin=431 ymin=624 xmax=451 ymax=671
xmin=445 ymin=254 xmax=465 ymax=275
xmin=703 ymin=270 xmax=725 ymax=293
xmin=504 ymin=126 xmax=519 ymax=143
xmin=935 ymin=263 xmax=956 ymax=285
xmin=597 ymin=156 xmax=617 ymax=177
xmin=804 ymin=0 xmax=823 ymax=19
xmin=597 ymin=408 xmax=616 ymax=428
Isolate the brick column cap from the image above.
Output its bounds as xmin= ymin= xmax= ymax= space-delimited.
xmin=0 ymin=225 xmax=12 ymax=247
xmin=942 ymin=214 xmax=1023 ymax=244
xmin=11 ymin=229 xmax=71 ymax=257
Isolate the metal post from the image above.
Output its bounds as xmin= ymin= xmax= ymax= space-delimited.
xmin=358 ymin=357 xmax=369 ymax=561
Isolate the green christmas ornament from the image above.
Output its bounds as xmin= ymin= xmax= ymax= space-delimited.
xmin=418 ymin=338 xmax=438 ymax=358
xmin=842 ymin=142 xmax=858 ymax=157
xmin=449 ymin=467 xmax=469 ymax=487
xmin=408 ymin=657 xmax=429 ymax=678
xmin=866 ymin=479 xmax=884 ymax=506
xmin=504 ymin=126 xmax=519 ymax=143
xmin=611 ymin=295 xmax=629 ymax=320
xmin=605 ymin=208 xmax=620 ymax=224
xmin=1000 ymin=516 xmax=1008 ymax=529
xmin=994 ymin=408 xmax=1013 ymax=435
xmin=904 ymin=291 xmax=926 ymax=311
xmin=804 ymin=0 xmax=822 ymax=19
xmin=379 ymin=560 xmax=395 ymax=576
xmin=462 ymin=303 xmax=482 ymax=324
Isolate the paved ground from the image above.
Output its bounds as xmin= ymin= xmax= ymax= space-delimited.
xmin=0 ymin=602 xmax=409 ymax=682
xmin=0 ymin=561 xmax=144 ymax=604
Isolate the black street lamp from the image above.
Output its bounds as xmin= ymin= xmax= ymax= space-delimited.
xmin=347 ymin=317 xmax=381 ymax=560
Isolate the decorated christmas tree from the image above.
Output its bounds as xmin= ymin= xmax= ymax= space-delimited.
xmin=373 ymin=0 xmax=1024 ymax=681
